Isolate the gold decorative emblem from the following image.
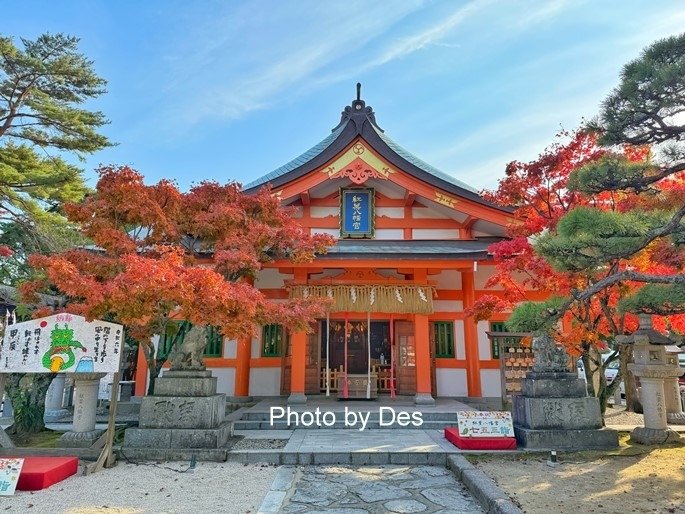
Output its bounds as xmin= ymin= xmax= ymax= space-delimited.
xmin=434 ymin=191 xmax=457 ymax=208
xmin=352 ymin=142 xmax=365 ymax=155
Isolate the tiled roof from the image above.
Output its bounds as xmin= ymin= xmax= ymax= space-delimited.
xmin=244 ymin=124 xmax=346 ymax=190
xmin=319 ymin=238 xmax=499 ymax=259
xmin=370 ymin=125 xmax=478 ymax=194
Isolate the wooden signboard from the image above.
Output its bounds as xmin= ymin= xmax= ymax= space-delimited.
xmin=1 ymin=313 xmax=123 ymax=374
xmin=0 ymin=458 xmax=23 ymax=495
xmin=456 ymin=411 xmax=515 ymax=438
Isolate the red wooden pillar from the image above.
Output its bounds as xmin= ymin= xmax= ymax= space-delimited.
xmin=288 ymin=331 xmax=307 ymax=404
xmin=462 ymin=269 xmax=482 ymax=397
xmin=234 ymin=336 xmax=251 ymax=398
xmin=414 ymin=313 xmax=434 ymax=405
xmin=288 ymin=268 xmax=308 ymax=404
xmin=134 ymin=342 xmax=149 ymax=397
xmin=413 ymin=268 xmax=434 ymax=405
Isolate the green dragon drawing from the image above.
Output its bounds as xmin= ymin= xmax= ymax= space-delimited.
xmin=41 ymin=324 xmax=86 ymax=372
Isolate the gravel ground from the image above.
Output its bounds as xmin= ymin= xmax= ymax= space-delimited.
xmin=2 ymin=461 xmax=277 ymax=514
xmin=604 ymin=406 xmax=644 ymax=426
xmin=232 ymin=438 xmax=288 ymax=450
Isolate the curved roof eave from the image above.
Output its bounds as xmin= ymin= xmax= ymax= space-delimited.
xmin=243 ymin=95 xmax=513 ymax=214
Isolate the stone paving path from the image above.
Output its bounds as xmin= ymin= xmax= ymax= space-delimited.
xmin=261 ymin=465 xmax=483 ymax=513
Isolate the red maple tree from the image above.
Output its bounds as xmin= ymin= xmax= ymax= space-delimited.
xmin=470 ymin=128 xmax=685 ymax=410
xmin=23 ymin=165 xmax=334 ymax=388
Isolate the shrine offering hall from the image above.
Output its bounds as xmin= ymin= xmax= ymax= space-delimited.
xmin=134 ymin=91 xmax=532 ymax=405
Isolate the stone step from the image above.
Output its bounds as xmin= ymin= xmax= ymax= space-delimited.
xmin=232 ymin=420 xmax=458 ymax=430
xmin=240 ymin=411 xmax=460 ymax=422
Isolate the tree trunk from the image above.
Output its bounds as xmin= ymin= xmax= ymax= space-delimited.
xmin=5 ymin=373 xmax=54 ymax=435
xmin=620 ymin=344 xmax=638 ymax=412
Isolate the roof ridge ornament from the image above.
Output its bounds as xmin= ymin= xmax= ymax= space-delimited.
xmin=331 ymin=82 xmax=384 ymax=134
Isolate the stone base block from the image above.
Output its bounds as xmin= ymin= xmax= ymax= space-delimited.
xmin=154 ymin=376 xmax=217 ymax=397
xmin=630 ymin=426 xmax=682 ymax=445
xmin=44 ymin=408 xmax=70 ymax=422
xmin=414 ymin=393 xmax=436 ymax=406
xmin=513 ymin=395 xmax=602 ymax=430
xmin=521 ymin=376 xmax=587 ymax=398
xmin=287 ymin=393 xmax=307 ymax=405
xmin=514 ymin=427 xmax=618 ymax=450
xmin=124 ymin=421 xmax=233 ymax=449
xmin=667 ymin=412 xmax=685 ymax=425
xmin=139 ymin=394 xmax=225 ymax=429
xmin=57 ymin=429 xmax=105 ymax=448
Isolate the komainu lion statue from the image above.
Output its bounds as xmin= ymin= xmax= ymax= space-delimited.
xmin=169 ymin=325 xmax=207 ymax=371
xmin=532 ymin=332 xmax=569 ymax=373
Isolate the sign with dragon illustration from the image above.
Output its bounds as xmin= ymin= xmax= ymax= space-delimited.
xmin=0 ymin=313 xmax=123 ymax=373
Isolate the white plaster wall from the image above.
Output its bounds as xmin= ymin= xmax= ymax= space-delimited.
xmin=375 ymin=229 xmax=403 ymax=240
xmin=436 ymin=368 xmax=468 ymax=397
xmin=475 ymin=266 xmax=500 ymax=290
xmin=249 ymin=368 xmax=282 ymax=396
xmin=291 ymin=206 xmax=303 ymax=218
xmin=477 ymin=320 xmax=491 ymax=360
xmin=224 ymin=339 xmax=237 ymax=359
xmin=311 ymin=228 xmax=339 ymax=237
xmin=412 ymin=206 xmax=449 ymax=219
xmin=413 ymin=229 xmax=459 ymax=240
xmin=251 ymin=337 xmax=261 ymax=359
xmin=454 ymin=320 xmax=466 ymax=360
xmin=209 ymin=367 xmax=235 ymax=396
xmin=433 ymin=300 xmax=463 ymax=312
xmin=480 ymin=369 xmax=502 ymax=398
xmin=310 ymin=206 xmax=338 ymax=218
xmin=255 ymin=268 xmax=287 ymax=289
xmin=433 ymin=270 xmax=461 ymax=290
xmin=376 ymin=207 xmax=404 ymax=218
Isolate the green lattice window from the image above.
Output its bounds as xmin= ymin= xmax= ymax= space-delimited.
xmin=432 ymin=321 xmax=455 ymax=358
xmin=489 ymin=322 xmax=514 ymax=359
xmin=159 ymin=322 xmax=223 ymax=359
xmin=262 ymin=324 xmax=284 ymax=357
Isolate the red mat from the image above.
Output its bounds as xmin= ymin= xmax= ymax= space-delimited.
xmin=11 ymin=456 xmax=79 ymax=491
xmin=445 ymin=427 xmax=517 ymax=450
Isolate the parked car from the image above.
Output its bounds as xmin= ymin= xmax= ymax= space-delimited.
xmin=577 ymin=354 xmax=625 ymax=398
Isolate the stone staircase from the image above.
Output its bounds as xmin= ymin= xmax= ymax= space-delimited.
xmin=232 ymin=409 xmax=460 ymax=431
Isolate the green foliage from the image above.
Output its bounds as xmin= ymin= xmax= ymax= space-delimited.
xmin=0 ymin=32 xmax=109 ymax=282
xmin=505 ymin=297 xmax=566 ymax=334
xmin=600 ymin=33 xmax=685 ymax=146
xmin=619 ymin=283 xmax=685 ymax=315
xmin=568 ymin=155 xmax=658 ymax=194
xmin=535 ymin=207 xmax=668 ymax=271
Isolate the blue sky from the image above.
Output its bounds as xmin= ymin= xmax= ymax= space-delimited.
xmin=5 ymin=1 xmax=685 ymax=192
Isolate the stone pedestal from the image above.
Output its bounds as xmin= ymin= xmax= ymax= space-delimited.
xmin=124 ymin=370 xmax=233 ymax=458
xmin=1 ymin=396 xmax=12 ymax=419
xmin=665 ymin=377 xmax=685 ymax=425
xmin=44 ymin=374 xmax=69 ymax=422
xmin=628 ymin=373 xmax=681 ymax=444
xmin=58 ymin=373 xmax=106 ymax=448
xmin=513 ymin=372 xmax=618 ymax=449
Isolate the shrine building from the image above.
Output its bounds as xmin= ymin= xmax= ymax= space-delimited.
xmin=134 ymin=88 xmax=528 ymax=406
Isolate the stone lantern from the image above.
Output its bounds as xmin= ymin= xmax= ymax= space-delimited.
xmin=618 ymin=314 xmax=684 ymax=444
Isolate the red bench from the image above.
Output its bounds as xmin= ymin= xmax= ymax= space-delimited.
xmin=12 ymin=456 xmax=79 ymax=491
